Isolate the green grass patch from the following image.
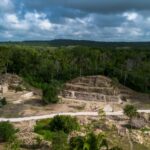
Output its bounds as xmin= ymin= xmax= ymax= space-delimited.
xmin=141 ymin=127 xmax=150 ymax=132
xmin=34 ymin=119 xmax=59 ymax=141
xmin=34 ymin=115 xmax=80 ymax=142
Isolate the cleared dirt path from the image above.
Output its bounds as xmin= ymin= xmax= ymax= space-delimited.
xmin=0 ymin=110 xmax=150 ymax=122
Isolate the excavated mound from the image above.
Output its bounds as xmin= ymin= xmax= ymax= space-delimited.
xmin=61 ymin=75 xmax=150 ymax=103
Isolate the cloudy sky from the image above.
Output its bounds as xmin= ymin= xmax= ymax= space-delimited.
xmin=0 ymin=0 xmax=150 ymax=41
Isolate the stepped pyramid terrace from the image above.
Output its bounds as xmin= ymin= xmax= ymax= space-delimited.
xmin=60 ymin=75 xmax=150 ymax=106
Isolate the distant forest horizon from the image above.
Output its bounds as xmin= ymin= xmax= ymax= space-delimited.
xmin=1 ymin=39 xmax=150 ymax=47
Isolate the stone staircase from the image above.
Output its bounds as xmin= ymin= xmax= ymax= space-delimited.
xmin=61 ymin=76 xmax=121 ymax=103
xmin=61 ymin=75 xmax=150 ymax=104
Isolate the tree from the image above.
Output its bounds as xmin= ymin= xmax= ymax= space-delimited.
xmin=49 ymin=115 xmax=79 ymax=133
xmin=42 ymin=86 xmax=59 ymax=104
xmin=83 ymin=132 xmax=99 ymax=150
xmin=0 ymin=47 xmax=12 ymax=74
xmin=0 ymin=122 xmax=17 ymax=142
xmin=42 ymin=81 xmax=62 ymax=104
xmin=97 ymin=133 xmax=109 ymax=150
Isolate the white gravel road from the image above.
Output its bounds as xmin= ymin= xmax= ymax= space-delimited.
xmin=0 ymin=110 xmax=150 ymax=122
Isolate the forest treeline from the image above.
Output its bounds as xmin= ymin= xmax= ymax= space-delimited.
xmin=0 ymin=43 xmax=149 ymax=102
xmin=1 ymin=39 xmax=150 ymax=48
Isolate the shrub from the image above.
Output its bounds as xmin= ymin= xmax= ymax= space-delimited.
xmin=5 ymin=138 xmax=21 ymax=150
xmin=123 ymin=104 xmax=138 ymax=119
xmin=0 ymin=122 xmax=17 ymax=142
xmin=49 ymin=115 xmax=79 ymax=133
xmin=15 ymin=85 xmax=23 ymax=92
xmin=34 ymin=116 xmax=79 ymax=142
xmin=141 ymin=127 xmax=150 ymax=132
xmin=34 ymin=119 xmax=50 ymax=133
xmin=34 ymin=119 xmax=55 ymax=141
xmin=1 ymin=97 xmax=7 ymax=105
xmin=69 ymin=136 xmax=84 ymax=150
xmin=51 ymin=131 xmax=68 ymax=150
xmin=110 ymin=146 xmax=123 ymax=150
xmin=0 ymin=97 xmax=7 ymax=107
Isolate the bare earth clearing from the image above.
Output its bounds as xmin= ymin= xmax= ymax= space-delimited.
xmin=0 ymin=94 xmax=122 ymax=118
xmin=0 ymin=74 xmax=150 ymax=118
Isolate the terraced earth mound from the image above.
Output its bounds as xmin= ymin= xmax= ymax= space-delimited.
xmin=61 ymin=76 xmax=150 ymax=106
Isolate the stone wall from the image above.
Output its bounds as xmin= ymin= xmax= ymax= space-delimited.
xmin=0 ymin=84 xmax=8 ymax=94
xmin=61 ymin=90 xmax=119 ymax=102
xmin=61 ymin=76 xmax=122 ymax=102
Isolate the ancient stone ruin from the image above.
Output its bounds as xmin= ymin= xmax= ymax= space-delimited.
xmin=0 ymin=74 xmax=37 ymax=104
xmin=61 ymin=76 xmax=123 ymax=103
xmin=0 ymin=83 xmax=8 ymax=94
xmin=61 ymin=75 xmax=150 ymax=104
xmin=0 ymin=73 xmax=23 ymax=91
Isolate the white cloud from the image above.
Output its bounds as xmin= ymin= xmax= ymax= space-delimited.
xmin=5 ymin=14 xmax=18 ymax=24
xmin=39 ymin=20 xmax=52 ymax=30
xmin=0 ymin=11 xmax=57 ymax=40
xmin=24 ymin=12 xmax=46 ymax=20
xmin=3 ymin=14 xmax=29 ymax=30
xmin=116 ymin=27 xmax=142 ymax=36
xmin=0 ymin=0 xmax=13 ymax=11
xmin=24 ymin=12 xmax=53 ymax=31
xmin=0 ymin=0 xmax=11 ymax=7
xmin=123 ymin=12 xmax=139 ymax=21
xmin=0 ymin=0 xmax=150 ymax=41
xmin=0 ymin=11 xmax=54 ymax=32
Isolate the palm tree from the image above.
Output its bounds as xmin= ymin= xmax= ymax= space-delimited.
xmin=69 ymin=136 xmax=84 ymax=150
xmin=97 ymin=133 xmax=109 ymax=150
xmin=83 ymin=132 xmax=98 ymax=150
xmin=83 ymin=132 xmax=108 ymax=150
xmin=70 ymin=132 xmax=109 ymax=150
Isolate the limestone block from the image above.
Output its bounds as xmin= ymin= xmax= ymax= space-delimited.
xmin=21 ymin=92 xmax=33 ymax=99
xmin=0 ymin=84 xmax=8 ymax=93
xmin=104 ymin=105 xmax=113 ymax=112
